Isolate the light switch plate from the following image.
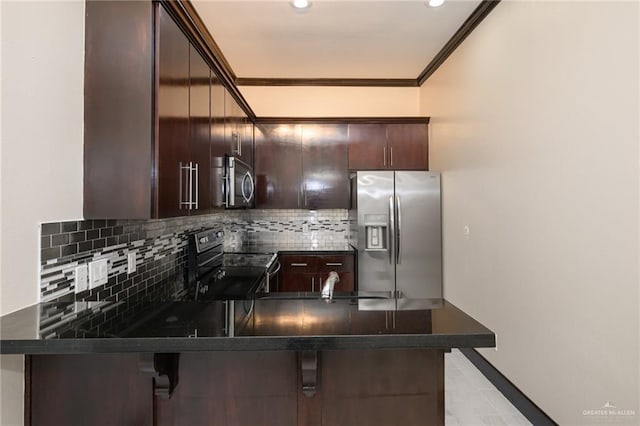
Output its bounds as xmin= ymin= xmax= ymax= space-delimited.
xmin=89 ymin=258 xmax=108 ymax=289
xmin=74 ymin=265 xmax=88 ymax=293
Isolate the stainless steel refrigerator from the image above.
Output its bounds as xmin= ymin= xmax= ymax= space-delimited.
xmin=354 ymin=171 xmax=442 ymax=299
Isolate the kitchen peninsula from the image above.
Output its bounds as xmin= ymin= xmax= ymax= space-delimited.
xmin=1 ymin=294 xmax=494 ymax=425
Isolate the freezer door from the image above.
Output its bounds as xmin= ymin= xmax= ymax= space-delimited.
xmin=357 ymin=171 xmax=395 ymax=294
xmin=394 ymin=172 xmax=442 ymax=299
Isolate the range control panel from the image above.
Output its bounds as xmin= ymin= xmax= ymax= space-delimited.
xmin=194 ymin=228 xmax=224 ymax=254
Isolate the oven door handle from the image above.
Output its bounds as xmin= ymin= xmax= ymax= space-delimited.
xmin=197 ymin=252 xmax=223 ymax=269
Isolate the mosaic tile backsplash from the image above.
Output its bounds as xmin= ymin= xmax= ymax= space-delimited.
xmin=40 ymin=209 xmax=351 ymax=304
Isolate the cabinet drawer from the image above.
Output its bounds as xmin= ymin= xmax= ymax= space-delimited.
xmin=280 ymin=255 xmax=318 ymax=272
xmin=318 ymin=255 xmax=354 ymax=273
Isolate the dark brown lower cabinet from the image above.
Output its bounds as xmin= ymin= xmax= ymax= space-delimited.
xmin=28 ymin=349 xmax=444 ymax=426
xmin=278 ymin=254 xmax=355 ymax=293
xmin=28 ymin=354 xmax=153 ymax=426
xmin=156 ymin=352 xmax=298 ymax=425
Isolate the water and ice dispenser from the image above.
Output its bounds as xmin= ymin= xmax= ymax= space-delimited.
xmin=364 ymin=214 xmax=387 ymax=251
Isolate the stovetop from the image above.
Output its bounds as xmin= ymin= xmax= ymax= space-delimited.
xmin=223 ymin=252 xmax=277 ymax=268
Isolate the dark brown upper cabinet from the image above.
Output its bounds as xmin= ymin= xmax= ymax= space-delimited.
xmin=84 ymin=2 xmax=251 ymax=219
xmin=210 ymin=76 xmax=227 ymax=159
xmin=156 ymin=6 xmax=190 ymax=218
xmin=346 ymin=124 xmax=387 ymax=170
xmin=348 ymin=122 xmax=429 ymax=171
xmin=386 ymin=123 xmax=429 ymax=170
xmin=157 ymin=8 xmax=216 ymax=217
xmin=224 ymin=90 xmax=253 ymax=165
xmin=254 ymin=124 xmax=303 ymax=209
xmin=84 ymin=0 xmax=156 ymax=219
xmin=254 ymin=123 xmax=349 ymax=209
xmin=301 ymin=124 xmax=349 ymax=209
xmin=188 ymin=45 xmax=213 ymax=214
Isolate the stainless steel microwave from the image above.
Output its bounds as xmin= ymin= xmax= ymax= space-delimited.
xmin=212 ymin=156 xmax=254 ymax=208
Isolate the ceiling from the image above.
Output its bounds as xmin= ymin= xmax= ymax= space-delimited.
xmin=191 ymin=0 xmax=483 ymax=81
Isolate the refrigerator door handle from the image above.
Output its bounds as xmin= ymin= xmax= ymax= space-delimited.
xmin=388 ymin=196 xmax=394 ymax=265
xmin=396 ymin=195 xmax=402 ymax=264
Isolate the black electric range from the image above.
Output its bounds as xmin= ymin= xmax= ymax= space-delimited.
xmin=187 ymin=228 xmax=279 ymax=300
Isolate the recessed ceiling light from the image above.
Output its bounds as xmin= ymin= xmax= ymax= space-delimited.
xmin=427 ymin=0 xmax=445 ymax=7
xmin=291 ymin=0 xmax=311 ymax=9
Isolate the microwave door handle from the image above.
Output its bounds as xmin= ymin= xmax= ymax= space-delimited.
xmin=241 ymin=171 xmax=254 ymax=203
xmin=247 ymin=172 xmax=255 ymax=203
xmin=223 ymin=173 xmax=230 ymax=207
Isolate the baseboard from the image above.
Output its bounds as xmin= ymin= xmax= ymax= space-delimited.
xmin=459 ymin=348 xmax=558 ymax=426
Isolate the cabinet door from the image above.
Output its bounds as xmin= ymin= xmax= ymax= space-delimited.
xmin=157 ymin=6 xmax=190 ymax=218
xmin=347 ymin=124 xmax=387 ymax=170
xmin=280 ymin=271 xmax=316 ymax=292
xmin=254 ymin=124 xmax=303 ymax=208
xmin=189 ymin=46 xmax=212 ymax=213
xmin=30 ymin=354 xmax=153 ymax=426
xmin=240 ymin=117 xmax=254 ymax=167
xmin=302 ymin=124 xmax=349 ymax=209
xmin=278 ymin=255 xmax=317 ymax=292
xmin=84 ymin=0 xmax=154 ymax=219
xmin=224 ymin=89 xmax=240 ymax=156
xmin=386 ymin=123 xmax=429 ymax=170
xmin=210 ymin=75 xmax=226 ymax=159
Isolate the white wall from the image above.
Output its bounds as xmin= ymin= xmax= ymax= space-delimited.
xmin=0 ymin=1 xmax=85 ymax=424
xmin=420 ymin=1 xmax=639 ymax=425
xmin=239 ymin=86 xmax=421 ymax=117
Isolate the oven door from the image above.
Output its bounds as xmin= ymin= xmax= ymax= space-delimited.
xmin=226 ymin=156 xmax=254 ymax=208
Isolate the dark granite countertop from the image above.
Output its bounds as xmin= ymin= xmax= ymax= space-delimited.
xmin=225 ymin=242 xmax=355 ymax=255
xmin=0 ymin=293 xmax=494 ymax=354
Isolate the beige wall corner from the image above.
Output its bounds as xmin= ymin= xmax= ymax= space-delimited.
xmin=239 ymin=86 xmax=421 ymax=117
xmin=1 ymin=1 xmax=85 ymax=424
xmin=420 ymin=1 xmax=639 ymax=424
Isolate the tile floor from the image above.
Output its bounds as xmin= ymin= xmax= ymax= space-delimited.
xmin=446 ymin=349 xmax=532 ymax=426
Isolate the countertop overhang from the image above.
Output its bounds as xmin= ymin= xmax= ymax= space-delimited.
xmin=0 ymin=296 xmax=495 ymax=354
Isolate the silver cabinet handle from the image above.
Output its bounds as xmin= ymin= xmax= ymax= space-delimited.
xmin=388 ymin=196 xmax=394 ymax=265
xmin=311 ymin=276 xmax=315 ymax=292
xmin=194 ymin=162 xmax=199 ymax=209
xmin=303 ymin=183 xmax=308 ymax=207
xmin=383 ymin=147 xmax=387 ymax=167
xmin=238 ymin=132 xmax=242 ymax=157
xmin=188 ymin=162 xmax=193 ymax=209
xmin=396 ymin=195 xmax=402 ymax=264
xmin=291 ymin=263 xmax=308 ymax=267
xmin=180 ymin=162 xmax=195 ymax=210
xmin=325 ymin=263 xmax=342 ymax=267
xmin=232 ymin=132 xmax=241 ymax=155
xmin=179 ymin=161 xmax=184 ymax=210
xmin=390 ymin=147 xmax=394 ymax=167
xmin=223 ymin=300 xmax=229 ymax=335
xmin=222 ymin=173 xmax=230 ymax=207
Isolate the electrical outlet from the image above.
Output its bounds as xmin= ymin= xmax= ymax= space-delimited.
xmin=302 ymin=223 xmax=309 ymax=232
xmin=89 ymin=259 xmax=108 ymax=289
xmin=127 ymin=252 xmax=137 ymax=275
xmin=74 ymin=265 xmax=88 ymax=293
